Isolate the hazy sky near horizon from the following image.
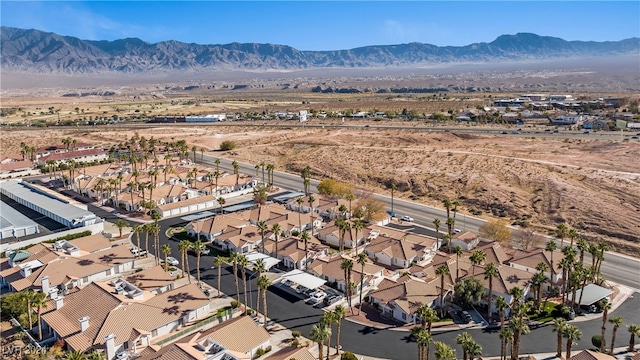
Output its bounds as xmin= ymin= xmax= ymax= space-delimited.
xmin=2 ymin=1 xmax=638 ymax=51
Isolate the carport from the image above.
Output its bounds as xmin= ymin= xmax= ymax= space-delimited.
xmin=245 ymin=252 xmax=280 ymax=272
xmin=277 ymin=269 xmax=326 ymax=290
xmin=569 ymin=283 xmax=613 ymax=306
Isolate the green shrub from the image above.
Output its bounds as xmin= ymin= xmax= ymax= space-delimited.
xmin=265 ymin=345 xmax=272 ymax=353
xmin=291 ymin=339 xmax=300 ymax=347
xmin=592 ymin=335 xmax=606 ymax=349
xmin=255 ymin=347 xmax=265 ymax=357
xmin=291 ymin=330 xmax=301 ymax=338
xmin=230 ymin=300 xmax=239 ymax=308
xmin=341 ymin=352 xmax=358 ymax=360
xmin=220 ymin=140 xmax=237 ymax=151
xmin=43 ymin=230 xmax=92 ymax=244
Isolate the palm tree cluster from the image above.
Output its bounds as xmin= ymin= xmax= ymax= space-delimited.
xmin=309 ymin=305 xmax=347 ymax=360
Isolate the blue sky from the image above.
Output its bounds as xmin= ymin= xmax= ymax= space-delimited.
xmin=1 ymin=1 xmax=638 ymax=51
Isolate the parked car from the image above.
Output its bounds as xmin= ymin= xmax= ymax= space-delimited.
xmin=386 ymin=210 xmax=397 ymax=218
xmin=454 ymin=228 xmax=462 ymax=233
xmin=485 ymin=323 xmax=501 ymax=332
xmin=295 ymin=285 xmax=306 ymax=294
xmin=401 ymin=215 xmax=414 ymax=222
xmin=308 ymin=291 xmax=327 ymax=305
xmin=165 ymin=256 xmax=179 ymax=266
xmin=190 ymin=247 xmax=210 ymax=255
xmin=130 ymin=247 xmax=147 ymax=257
xmin=460 ymin=310 xmax=473 ymax=323
xmin=323 ymin=294 xmax=341 ymax=306
xmin=283 ymin=279 xmax=293 ymax=287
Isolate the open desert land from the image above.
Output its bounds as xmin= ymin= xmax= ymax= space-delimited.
xmin=1 ymin=62 xmax=639 ymax=257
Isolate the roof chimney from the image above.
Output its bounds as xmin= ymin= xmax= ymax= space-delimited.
xmin=48 ymin=287 xmax=59 ymax=299
xmin=104 ymin=334 xmax=116 ymax=360
xmin=55 ymin=296 xmax=64 ymax=310
xmin=78 ymin=316 xmax=90 ymax=332
xmin=41 ymin=276 xmax=50 ymax=295
xmin=20 ymin=264 xmax=32 ymax=277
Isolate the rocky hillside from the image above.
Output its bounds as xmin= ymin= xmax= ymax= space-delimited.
xmin=2 ymin=26 xmax=638 ymax=74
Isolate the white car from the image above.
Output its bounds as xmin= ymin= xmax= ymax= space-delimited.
xmin=308 ymin=291 xmax=327 ymax=305
xmin=165 ymin=256 xmax=179 ymax=266
xmin=130 ymin=247 xmax=147 ymax=257
xmin=401 ymin=215 xmax=414 ymax=222
xmin=454 ymin=228 xmax=462 ymax=233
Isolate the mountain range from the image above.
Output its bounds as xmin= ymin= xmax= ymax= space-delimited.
xmin=1 ymin=26 xmax=638 ymax=74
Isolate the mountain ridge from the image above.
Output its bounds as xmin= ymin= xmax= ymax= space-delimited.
xmin=2 ymin=26 xmax=638 ymax=74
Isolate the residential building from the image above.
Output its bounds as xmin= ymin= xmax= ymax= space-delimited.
xmin=368 ymin=275 xmax=444 ymax=324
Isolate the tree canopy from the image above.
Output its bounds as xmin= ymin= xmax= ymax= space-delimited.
xmin=454 ymin=277 xmax=485 ymax=309
xmin=317 ymin=178 xmax=353 ymax=198
xmin=479 ymin=219 xmax=512 ymax=243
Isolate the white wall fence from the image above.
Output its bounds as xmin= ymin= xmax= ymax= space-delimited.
xmin=0 ymin=221 xmax=105 ymax=253
xmin=0 ymin=169 xmax=41 ymax=180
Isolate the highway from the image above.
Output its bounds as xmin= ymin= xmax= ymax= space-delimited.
xmin=199 ymin=153 xmax=640 ymax=290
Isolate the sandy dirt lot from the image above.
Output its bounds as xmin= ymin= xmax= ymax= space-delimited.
xmin=3 ymin=123 xmax=639 ymax=256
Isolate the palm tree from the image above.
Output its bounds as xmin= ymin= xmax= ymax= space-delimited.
xmin=433 ymin=218 xmax=441 ymax=246
xmin=301 ymin=230 xmax=311 ymax=271
xmin=271 ymin=223 xmax=282 ymax=259
xmin=628 ymin=324 xmax=640 ymax=352
xmin=341 ymin=258 xmax=354 ymax=311
xmin=453 ymin=245 xmax=463 ymax=281
xmin=143 ymin=223 xmax=152 ymax=258
xmin=568 ymin=227 xmax=579 ymax=248
xmin=499 ymin=327 xmax=513 ymax=360
xmin=413 ymin=327 xmax=433 ymax=360
xmin=296 ymin=196 xmax=304 ymax=231
xmin=333 ymin=305 xmax=346 ymax=355
xmin=577 ymin=238 xmax=589 ymax=268
xmin=253 ymin=258 xmax=266 ymax=315
xmin=435 ymin=264 xmax=450 ymax=317
xmin=257 ymin=220 xmax=268 ymax=254
xmin=466 ymin=340 xmax=482 ymax=360
xmin=217 ymin=197 xmax=226 ymax=214
xmin=531 ymin=271 xmax=548 ymax=311
xmin=178 ymin=240 xmax=191 ymax=280
xmin=238 ymin=254 xmax=249 ymax=312
xmin=545 ymin=240 xmax=558 ymax=292
xmin=509 ymin=287 xmax=531 ymax=360
xmin=356 ymin=253 xmax=368 ymax=315
xmin=33 ymin=291 xmax=47 ymax=340
xmin=309 ymin=322 xmax=332 ymax=360
xmin=66 ymin=351 xmax=88 ymax=360
xmin=484 ymin=263 xmax=498 ymax=321
xmin=161 ymin=244 xmax=171 ymax=271
xmin=456 ymin=332 xmax=473 ymax=360
xmin=24 ymin=290 xmax=34 ymax=330
xmin=229 ymin=252 xmax=241 ymax=304
xmin=557 ymin=223 xmax=569 ymax=248
xmin=232 ymin=160 xmax=240 ymax=186
xmin=390 ymin=180 xmax=397 ymax=212
xmin=609 ymin=316 xmax=623 ymax=355
xmin=132 ymin=224 xmax=142 ymax=256
xmin=434 ymin=341 xmax=456 ymax=360
xmin=470 ymin=249 xmax=486 ymax=277
xmin=445 ymin=217 xmax=455 ymax=252
xmin=115 ymin=219 xmax=129 ymax=238
xmin=552 ymin=318 xmax=568 ymax=358
xmin=323 ymin=312 xmax=337 ymax=359
xmin=352 ymin=219 xmax=364 ymax=254
xmin=563 ymin=324 xmax=582 ymax=359
xmin=213 ymin=255 xmax=226 ymax=297
xmin=600 ymin=298 xmax=612 ymax=352
xmin=258 ymin=275 xmax=270 ymax=326
xmin=308 ymin=194 xmax=317 ymax=234
xmin=495 ymin=296 xmax=509 ymax=330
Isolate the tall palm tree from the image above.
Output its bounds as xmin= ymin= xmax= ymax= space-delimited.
xmin=545 ymin=240 xmax=558 ymax=292
xmin=143 ymin=223 xmax=152 ymax=258
xmin=445 ymin=217 xmax=455 ymax=252
xmin=484 ymin=263 xmax=498 ymax=321
xmin=308 ymin=194 xmax=316 ymax=234
xmin=390 ymin=180 xmax=397 ymax=212
xmin=413 ymin=327 xmax=433 ymax=360
xmin=356 ymin=253 xmax=368 ymax=315
xmin=495 ymin=296 xmax=509 ymax=330
xmin=132 ymin=224 xmax=142 ymax=256
xmin=531 ymin=271 xmax=547 ymax=311
xmin=323 ymin=312 xmax=337 ymax=359
xmin=309 ymin=322 xmax=332 ymax=360
xmin=433 ymin=218 xmax=441 ymax=246
xmin=595 ymin=242 xmax=608 ymax=282
xmin=557 ymin=223 xmax=569 ymax=248
xmin=552 ymin=318 xmax=568 ymax=359
xmin=271 ymin=223 xmax=282 ymax=259
xmin=33 ymin=291 xmax=47 ymax=340
xmin=341 ymin=258 xmax=354 ymax=311
xmin=213 ymin=255 xmax=226 ymax=297
xmin=253 ymin=258 xmax=266 ymax=315
xmin=352 ymin=219 xmax=364 ymax=254
xmin=257 ymin=220 xmax=268 ymax=254
xmin=115 ymin=219 xmax=129 ymax=238
xmin=215 ymin=158 xmax=221 ymax=174
xmin=568 ymin=227 xmax=579 ymax=248
xmin=435 ymin=264 xmax=450 ymax=317
xmin=178 ymin=240 xmax=191 ymax=280
xmin=232 ymin=160 xmax=240 ymax=186
xmin=217 ymin=197 xmax=226 ymax=214
xmin=296 ymin=196 xmax=304 ymax=231
xmin=333 ymin=305 xmax=346 ymax=355
xmin=563 ymin=324 xmax=582 ymax=359
xmin=609 ymin=316 xmax=623 ymax=355
xmin=23 ymin=290 xmax=34 ymax=331
xmin=301 ymin=230 xmax=311 ymax=271
xmin=161 ymin=244 xmax=171 ymax=271
xmin=229 ymin=252 xmax=241 ymax=304
xmin=470 ymin=250 xmax=486 ymax=277
xmin=577 ymin=238 xmax=589 ymax=268
xmin=434 ymin=341 xmax=456 ymax=360
xmin=258 ymin=275 xmax=270 ymax=327
xmin=238 ymin=254 xmax=249 ymax=312
xmin=509 ymin=287 xmax=531 ymax=360
xmin=628 ymin=324 xmax=640 ymax=352
xmin=453 ymin=245 xmax=463 ymax=281
xmin=499 ymin=328 xmax=513 ymax=360
xmin=456 ymin=332 xmax=473 ymax=360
